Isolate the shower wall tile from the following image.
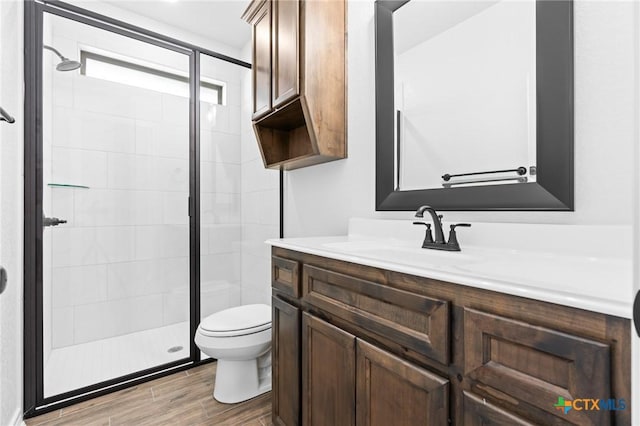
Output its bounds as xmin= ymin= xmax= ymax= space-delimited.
xmin=74 ymin=189 xmax=132 ymax=227
xmin=206 ymin=224 xmax=241 ymax=255
xmin=201 ymin=130 xmax=241 ymax=164
xmin=241 ymin=287 xmax=270 ymax=306
xmin=201 ymin=104 xmax=240 ymax=134
xmin=52 ymin=71 xmax=73 ymax=108
xmin=106 ymin=257 xmax=189 ymax=300
xmin=241 ymin=253 xmax=270 ymax=293
xmin=162 ymin=192 xmax=189 ymax=225
xmin=133 ymin=191 xmax=165 ymax=225
xmin=51 ymin=226 xmax=136 ymax=267
xmin=52 ymin=147 xmax=108 ymax=188
xmin=135 ymin=121 xmax=189 ymax=159
xmin=52 ymin=265 xmax=108 ymax=308
xmin=73 ymin=77 xmax=162 ymax=122
xmin=201 ymin=162 xmax=240 ymax=194
xmin=52 ymin=307 xmax=74 ymax=348
xmin=73 ymin=295 xmax=164 ymax=344
xmin=201 ymin=253 xmax=240 ymax=285
xmin=50 ymin=187 xmax=74 ymax=224
xmin=161 ymin=94 xmax=189 ymax=127
xmin=53 ymin=107 xmax=136 ymax=153
xmin=201 ymin=193 xmax=241 ymax=225
xmin=135 ymin=225 xmax=189 ymax=261
xmin=200 ymin=283 xmax=241 ymax=319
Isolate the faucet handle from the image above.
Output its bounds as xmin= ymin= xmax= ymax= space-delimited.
xmin=450 ymin=223 xmax=471 ymax=230
xmin=413 ymin=221 xmax=433 ymax=244
xmin=447 ymin=223 xmax=471 ymax=249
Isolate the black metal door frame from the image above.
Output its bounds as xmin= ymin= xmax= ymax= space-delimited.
xmin=23 ymin=0 xmax=254 ymax=417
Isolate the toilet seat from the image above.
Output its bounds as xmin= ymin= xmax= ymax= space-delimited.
xmin=199 ymin=304 xmax=271 ymax=338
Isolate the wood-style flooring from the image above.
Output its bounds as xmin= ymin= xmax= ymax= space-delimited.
xmin=25 ymin=363 xmax=272 ymax=426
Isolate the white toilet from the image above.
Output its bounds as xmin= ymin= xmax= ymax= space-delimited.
xmin=195 ymin=304 xmax=272 ymax=404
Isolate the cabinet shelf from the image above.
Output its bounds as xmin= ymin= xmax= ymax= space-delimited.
xmin=243 ymin=0 xmax=347 ymax=170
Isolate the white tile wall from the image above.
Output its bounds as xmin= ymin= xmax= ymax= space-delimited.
xmin=73 ymin=295 xmax=164 ymax=344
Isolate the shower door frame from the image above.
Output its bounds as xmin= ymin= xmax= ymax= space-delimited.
xmin=23 ymin=0 xmax=254 ymax=417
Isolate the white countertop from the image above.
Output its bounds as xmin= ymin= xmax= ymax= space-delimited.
xmin=267 ymin=219 xmax=633 ymax=319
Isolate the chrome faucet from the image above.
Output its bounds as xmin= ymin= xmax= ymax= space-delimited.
xmin=413 ymin=205 xmax=470 ymax=251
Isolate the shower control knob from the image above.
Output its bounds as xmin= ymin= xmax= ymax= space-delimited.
xmin=43 ymin=216 xmax=67 ymax=227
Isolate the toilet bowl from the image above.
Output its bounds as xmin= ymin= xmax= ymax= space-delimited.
xmin=195 ymin=304 xmax=272 ymax=404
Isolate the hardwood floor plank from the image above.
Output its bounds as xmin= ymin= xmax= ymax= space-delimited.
xmin=26 ymin=362 xmax=272 ymax=426
xmin=23 ymin=409 xmax=62 ymax=426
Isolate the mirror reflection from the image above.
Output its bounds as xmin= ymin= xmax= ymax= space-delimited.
xmin=393 ymin=0 xmax=537 ymax=190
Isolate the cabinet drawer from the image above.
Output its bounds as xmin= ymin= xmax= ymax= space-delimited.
xmin=463 ymin=308 xmax=612 ymax=426
xmin=272 ymin=256 xmax=300 ymax=298
xmin=302 ymin=265 xmax=450 ymax=364
xmin=462 ymin=391 xmax=534 ymax=425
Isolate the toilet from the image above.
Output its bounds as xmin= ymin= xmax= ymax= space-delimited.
xmin=195 ymin=304 xmax=272 ymax=404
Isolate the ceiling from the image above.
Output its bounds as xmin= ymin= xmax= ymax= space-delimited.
xmin=104 ymin=0 xmax=252 ymax=50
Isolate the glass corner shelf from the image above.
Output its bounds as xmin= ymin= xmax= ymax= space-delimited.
xmin=47 ymin=183 xmax=90 ymax=189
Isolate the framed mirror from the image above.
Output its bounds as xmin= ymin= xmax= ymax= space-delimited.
xmin=375 ymin=0 xmax=574 ymax=211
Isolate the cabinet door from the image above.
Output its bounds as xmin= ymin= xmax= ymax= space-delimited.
xmin=272 ymin=297 xmax=300 ymax=426
xmin=462 ymin=391 xmax=534 ymax=426
xmin=251 ymin=0 xmax=272 ymax=119
xmin=302 ymin=313 xmax=355 ymax=426
xmin=272 ymin=0 xmax=299 ymax=107
xmin=356 ymin=340 xmax=449 ymax=426
xmin=464 ymin=308 xmax=611 ymax=425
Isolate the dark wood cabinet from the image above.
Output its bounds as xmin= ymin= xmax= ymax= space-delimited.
xmin=272 ymin=297 xmax=301 ymax=426
xmin=462 ymin=391 xmax=534 ymax=425
xmin=242 ymin=0 xmax=346 ymax=170
xmin=302 ymin=313 xmax=355 ymax=426
xmin=250 ymin=0 xmax=272 ymax=120
xmin=356 ymin=339 xmax=449 ymax=426
xmin=271 ymin=247 xmax=631 ymax=425
xmin=272 ymin=0 xmax=299 ymax=108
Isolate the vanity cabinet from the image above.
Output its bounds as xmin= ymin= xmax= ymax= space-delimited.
xmin=271 ymin=247 xmax=631 ymax=425
xmin=242 ymin=0 xmax=347 ymax=170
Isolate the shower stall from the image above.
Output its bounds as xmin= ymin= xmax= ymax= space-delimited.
xmin=24 ymin=0 xmax=279 ymax=416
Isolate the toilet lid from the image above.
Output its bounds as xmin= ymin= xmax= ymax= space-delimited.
xmin=200 ymin=304 xmax=271 ymax=336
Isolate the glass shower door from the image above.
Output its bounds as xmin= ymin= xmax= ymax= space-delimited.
xmin=41 ymin=11 xmax=191 ymax=397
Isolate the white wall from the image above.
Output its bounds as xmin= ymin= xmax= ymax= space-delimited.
xmin=284 ymin=0 xmax=638 ymax=237
xmin=240 ymin=42 xmax=280 ymax=305
xmin=0 ymin=0 xmax=24 ymax=424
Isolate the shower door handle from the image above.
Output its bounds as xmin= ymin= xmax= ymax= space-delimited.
xmin=43 ymin=216 xmax=67 ymax=227
xmin=0 ymin=267 xmax=7 ymax=295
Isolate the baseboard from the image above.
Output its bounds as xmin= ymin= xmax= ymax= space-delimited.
xmin=9 ymin=407 xmax=23 ymax=426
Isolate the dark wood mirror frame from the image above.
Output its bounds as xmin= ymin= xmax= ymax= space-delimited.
xmin=375 ymin=0 xmax=574 ymax=211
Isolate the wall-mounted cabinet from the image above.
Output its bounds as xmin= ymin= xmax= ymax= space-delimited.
xmin=242 ymin=0 xmax=347 ymax=170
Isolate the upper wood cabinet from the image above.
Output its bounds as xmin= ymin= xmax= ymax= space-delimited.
xmin=250 ymin=0 xmax=272 ymax=119
xmin=242 ymin=0 xmax=347 ymax=170
xmin=272 ymin=0 xmax=299 ymax=108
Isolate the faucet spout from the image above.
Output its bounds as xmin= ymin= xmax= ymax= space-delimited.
xmin=414 ymin=205 xmax=445 ymax=243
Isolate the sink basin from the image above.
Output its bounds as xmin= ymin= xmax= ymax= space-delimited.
xmin=321 ymin=240 xmax=480 ymax=267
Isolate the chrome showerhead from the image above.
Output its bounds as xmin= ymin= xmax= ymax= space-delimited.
xmin=44 ymin=45 xmax=81 ymax=72
xmin=56 ymin=58 xmax=81 ymax=72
